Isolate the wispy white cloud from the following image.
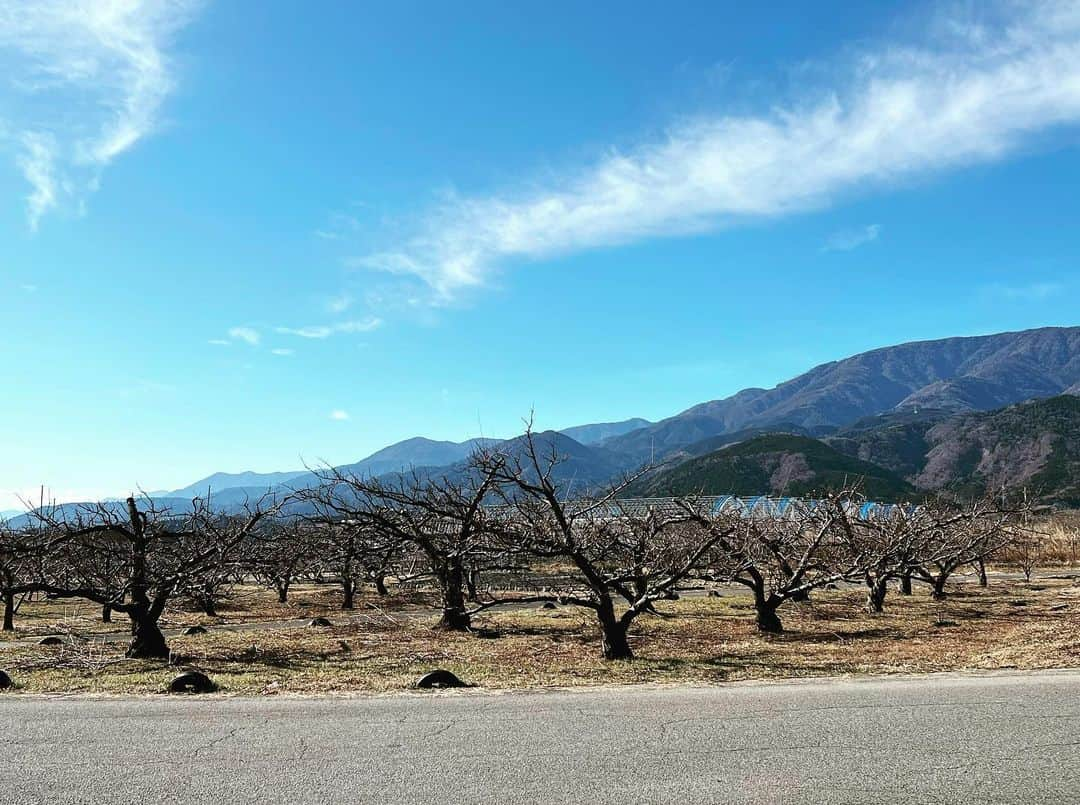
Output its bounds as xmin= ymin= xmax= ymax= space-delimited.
xmin=227 ymin=326 xmax=260 ymax=346
xmin=207 ymin=338 xmax=230 ymax=346
xmin=329 ymin=409 xmax=350 ymax=421
xmin=0 ymin=0 xmax=202 ymax=229
xmin=275 ymin=317 xmax=383 ymax=339
xmin=15 ymin=132 xmax=59 ymax=231
xmin=982 ymin=280 xmax=1064 ymax=301
xmin=822 ymin=224 xmax=881 ymax=253
xmin=271 ymin=348 xmax=295 ymax=356
xmin=352 ymin=1 xmax=1080 ymax=302
xmin=326 ymin=293 xmax=354 ymax=314
xmin=314 ymin=211 xmax=362 ymax=241
xmin=20 ymin=282 xmax=38 ymax=293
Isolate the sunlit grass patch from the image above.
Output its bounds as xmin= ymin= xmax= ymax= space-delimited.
xmin=2 ymin=575 xmax=1078 ymax=695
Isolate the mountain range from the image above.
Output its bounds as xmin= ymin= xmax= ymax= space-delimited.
xmin=154 ymin=417 xmax=652 ymax=503
xmin=629 ymin=394 xmax=1080 ymax=505
xmin=827 ymin=395 xmax=1080 ymax=505
xmin=626 ymin=433 xmax=916 ymax=501
xmin=598 ymin=326 xmax=1080 ymax=462
xmin=8 ymin=326 xmax=1080 ymax=522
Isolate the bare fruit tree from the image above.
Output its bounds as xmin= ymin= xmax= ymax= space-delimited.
xmin=0 ymin=519 xmax=55 ymax=632
xmin=252 ymin=517 xmax=319 ymax=604
xmin=478 ymin=429 xmax=731 ymax=659
xmin=692 ymin=495 xmax=884 ymax=633
xmin=303 ymin=455 xmax=509 ymax=630
xmin=829 ymin=501 xmax=924 ymax=614
xmin=911 ymin=493 xmax=1031 ymax=599
xmin=29 ymin=495 xmax=279 ymax=658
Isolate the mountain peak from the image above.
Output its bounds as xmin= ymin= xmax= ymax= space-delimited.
xmin=604 ymin=326 xmax=1080 ymax=462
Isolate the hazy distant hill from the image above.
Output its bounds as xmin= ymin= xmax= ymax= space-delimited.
xmin=333 ymin=436 xmax=502 ymax=479
xmin=161 ymin=436 xmax=503 ymax=501
xmin=559 ymin=418 xmax=651 ymax=446
xmin=179 ymin=431 xmax=633 ymax=508
xmin=162 ymin=425 xmax=648 ymax=503
xmin=626 ymin=434 xmax=915 ymax=501
xmin=429 ymin=430 xmax=638 ymax=493
xmin=604 ymin=327 xmax=1080 ymax=461
xmin=24 ymin=326 xmax=1080 ymax=515
xmin=6 ymin=497 xmax=200 ymax=529
xmin=167 ymin=469 xmax=310 ymax=499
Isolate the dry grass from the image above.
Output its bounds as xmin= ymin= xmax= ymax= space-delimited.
xmin=995 ymin=514 xmax=1080 ymax=568
xmin=0 ymin=582 xmax=436 ymax=640
xmin=2 ymin=573 xmax=1079 ymax=695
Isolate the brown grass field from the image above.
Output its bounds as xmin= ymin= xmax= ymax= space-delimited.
xmin=2 ymin=568 xmax=1079 ymax=696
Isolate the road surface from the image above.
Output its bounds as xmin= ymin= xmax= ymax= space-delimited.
xmin=3 ymin=670 xmax=1079 ymax=803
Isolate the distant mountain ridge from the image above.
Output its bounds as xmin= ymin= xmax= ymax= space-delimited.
xmin=168 ymin=470 xmax=310 ymax=499
xmin=559 ymin=418 xmax=652 ymax=446
xmin=626 ymin=434 xmax=915 ymax=501
xmin=602 ymin=327 xmax=1080 ymax=461
xmin=623 ymin=395 xmax=1080 ymax=504
xmin=916 ymin=397 xmax=1080 ymax=499
xmin=827 ymin=395 xmax=1080 ymax=505
xmin=426 ymin=430 xmax=637 ymax=494
xmin=162 ymin=437 xmax=503 ymax=499
xmin=15 ymin=326 xmax=1080 ymax=516
xmin=158 ymin=420 xmax=652 ymax=500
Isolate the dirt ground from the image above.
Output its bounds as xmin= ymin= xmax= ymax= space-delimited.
xmin=2 ymin=570 xmax=1078 ymax=695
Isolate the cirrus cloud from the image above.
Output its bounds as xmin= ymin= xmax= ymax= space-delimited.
xmin=275 ymin=317 xmax=383 ymax=339
xmin=227 ymin=326 xmax=260 ymax=346
xmin=352 ymin=1 xmax=1080 ymax=303
xmin=0 ymin=0 xmax=203 ymax=230
xmin=822 ymin=224 xmax=881 ymax=253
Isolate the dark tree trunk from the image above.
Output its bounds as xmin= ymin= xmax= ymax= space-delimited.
xmin=2 ymin=591 xmax=14 ymax=632
xmin=931 ymin=576 xmax=948 ymax=600
xmin=976 ymin=558 xmax=988 ymax=588
xmin=598 ymin=600 xmax=633 ymax=660
xmin=789 ymin=589 xmax=810 ymax=603
xmin=102 ymin=604 xmax=112 ymax=624
xmin=465 ymin=567 xmax=479 ymax=603
xmin=122 ymin=497 xmax=169 ymax=660
xmin=126 ymin=610 xmax=169 ymax=659
xmin=899 ymin=572 xmax=913 ymax=596
xmin=373 ymin=575 xmax=388 ymax=597
xmin=275 ymin=580 xmax=290 ymax=604
xmin=198 ymin=596 xmax=218 ymax=618
xmin=341 ymin=577 xmax=355 ymax=610
xmin=436 ymin=562 xmax=470 ymax=631
xmin=756 ymin=604 xmax=783 ymax=633
xmin=753 ymin=589 xmax=784 ymax=633
xmin=865 ymin=577 xmax=888 ymax=613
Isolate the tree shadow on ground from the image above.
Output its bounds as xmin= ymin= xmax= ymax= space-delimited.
xmin=771 ymin=626 xmax=898 ymax=644
xmin=644 ymin=653 xmax=844 ymax=679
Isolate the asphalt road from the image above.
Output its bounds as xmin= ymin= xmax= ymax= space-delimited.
xmin=3 ymin=670 xmax=1079 ymax=804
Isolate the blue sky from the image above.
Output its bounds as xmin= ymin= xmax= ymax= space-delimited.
xmin=1 ymin=0 xmax=1079 ymax=508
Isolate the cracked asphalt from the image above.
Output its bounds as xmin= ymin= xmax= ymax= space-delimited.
xmin=3 ymin=670 xmax=1079 ymax=804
